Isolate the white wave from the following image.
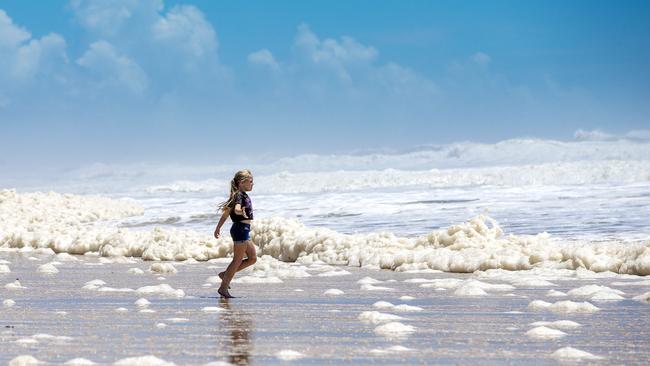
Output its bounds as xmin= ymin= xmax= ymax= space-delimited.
xmin=145 ymin=160 xmax=650 ymax=194
xmin=39 ymin=138 xmax=649 ymax=196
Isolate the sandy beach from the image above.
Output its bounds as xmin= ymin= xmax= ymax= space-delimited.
xmin=2 ymin=249 xmax=650 ymax=365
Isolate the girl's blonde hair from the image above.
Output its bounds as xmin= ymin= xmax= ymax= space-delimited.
xmin=219 ymin=169 xmax=253 ymax=212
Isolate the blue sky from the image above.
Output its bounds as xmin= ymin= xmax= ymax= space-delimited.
xmin=0 ymin=0 xmax=649 ymax=172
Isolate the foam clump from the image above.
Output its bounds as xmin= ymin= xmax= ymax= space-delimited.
xmin=4 ymin=299 xmax=16 ymax=307
xmin=526 ymin=326 xmax=567 ymax=339
xmin=357 ymin=277 xmax=383 ymax=284
xmin=361 ymin=284 xmax=394 ymax=291
xmin=324 ymin=289 xmax=344 ymax=296
xmin=0 ymin=264 xmax=10 ymax=273
xmin=201 ymin=307 xmax=224 ymax=313
xmin=56 ymin=253 xmax=79 ymax=262
xmin=546 ymin=290 xmax=567 ymax=297
xmin=136 ymin=284 xmax=184 ymax=298
xmin=9 ymin=355 xmax=41 ymax=366
xmin=528 ymin=300 xmax=600 ymax=313
xmin=370 ymin=345 xmax=413 ymax=354
xmin=128 ymin=268 xmax=144 ymax=275
xmin=37 ymin=263 xmax=59 ymax=274
xmin=5 ymin=280 xmax=27 ymax=290
xmin=530 ymin=320 xmax=581 ymax=329
xmin=275 ymin=350 xmax=305 ymax=361
xmin=551 ymin=347 xmax=603 ymax=360
xmin=633 ymin=292 xmax=650 ymax=303
xmin=317 ymin=269 xmax=351 ymax=277
xmin=113 ymin=355 xmax=176 ymax=365
xmin=149 ymin=263 xmax=178 ymax=274
xmin=233 ymin=275 xmax=282 ymax=284
xmin=135 ymin=298 xmax=150 ymax=307
xmin=373 ymin=301 xmax=394 ymax=309
xmin=454 ymin=283 xmax=487 ymax=296
xmin=567 ymin=285 xmax=625 ymax=301
xmin=374 ymin=322 xmax=416 ymax=338
xmin=358 ymin=311 xmax=405 ymax=324
xmin=64 ymin=358 xmax=96 ymax=365
xmin=247 ymin=255 xmax=311 ymax=279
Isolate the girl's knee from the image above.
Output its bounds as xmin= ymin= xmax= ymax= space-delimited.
xmin=248 ymin=256 xmax=257 ymax=264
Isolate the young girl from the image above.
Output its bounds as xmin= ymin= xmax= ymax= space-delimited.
xmin=214 ymin=170 xmax=257 ymax=298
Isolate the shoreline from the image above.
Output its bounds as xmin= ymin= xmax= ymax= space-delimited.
xmin=2 ymin=251 xmax=650 ymax=365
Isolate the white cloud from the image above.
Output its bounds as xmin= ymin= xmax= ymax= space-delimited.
xmin=574 ymin=129 xmax=650 ymax=142
xmin=472 ymin=52 xmax=491 ymax=68
xmin=77 ymin=40 xmax=148 ymax=94
xmin=0 ymin=9 xmax=30 ymax=47
xmin=248 ymin=48 xmax=279 ymax=71
xmin=69 ymin=0 xmax=163 ymax=37
xmin=0 ymin=10 xmax=67 ymax=84
xmin=70 ymin=1 xmax=221 ymax=77
xmin=151 ymin=5 xmax=218 ymax=62
xmin=374 ymin=62 xmax=437 ymax=96
xmin=294 ymin=24 xmax=378 ymax=81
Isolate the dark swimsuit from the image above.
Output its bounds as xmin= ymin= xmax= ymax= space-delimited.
xmin=229 ymin=191 xmax=253 ymax=242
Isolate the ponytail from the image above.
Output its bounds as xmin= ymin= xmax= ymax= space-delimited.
xmin=218 ymin=169 xmax=252 ymax=211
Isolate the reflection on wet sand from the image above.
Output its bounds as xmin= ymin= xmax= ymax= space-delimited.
xmin=220 ymin=298 xmax=253 ymax=366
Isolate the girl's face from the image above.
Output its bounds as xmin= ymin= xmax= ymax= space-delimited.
xmin=239 ymin=177 xmax=254 ymax=191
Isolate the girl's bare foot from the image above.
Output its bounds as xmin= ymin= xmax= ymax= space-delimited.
xmin=218 ymin=287 xmax=235 ymax=298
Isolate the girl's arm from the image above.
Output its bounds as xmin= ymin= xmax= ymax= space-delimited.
xmin=214 ymin=208 xmax=230 ymax=239
xmin=234 ymin=203 xmax=248 ymax=218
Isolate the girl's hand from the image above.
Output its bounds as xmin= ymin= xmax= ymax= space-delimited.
xmin=214 ymin=229 xmax=221 ymax=239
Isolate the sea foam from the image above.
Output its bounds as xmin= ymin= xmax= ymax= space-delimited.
xmin=2 ymin=190 xmax=650 ymax=276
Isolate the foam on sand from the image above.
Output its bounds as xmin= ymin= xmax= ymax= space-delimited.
xmin=37 ymin=262 xmax=60 ymax=274
xmin=323 ymin=289 xmax=344 ymax=296
xmin=526 ymin=326 xmax=567 ymax=339
xmin=530 ymin=320 xmax=581 ymax=329
xmin=370 ymin=345 xmax=413 ymax=354
xmin=5 ymin=280 xmax=26 ymax=290
xmin=275 ymin=350 xmax=305 ymax=361
xmin=567 ymin=285 xmax=626 ymax=301
xmin=361 ymin=284 xmax=394 ymax=291
xmin=358 ymin=311 xmax=405 ymax=324
xmin=0 ymin=264 xmax=10 ymax=273
xmin=9 ymin=355 xmax=40 ymax=366
xmin=136 ymin=284 xmax=184 ymax=298
xmin=551 ymin=347 xmax=603 ymax=360
xmin=3 ymin=299 xmax=16 ymax=307
xmin=149 ymin=263 xmax=178 ymax=274
xmin=113 ymin=355 xmax=176 ymax=365
xmin=373 ymin=322 xmax=416 ymax=338
xmin=135 ymin=298 xmax=150 ymax=308
xmin=201 ymin=307 xmax=224 ymax=313
xmin=64 ymin=358 xmax=96 ymax=365
xmin=528 ymin=300 xmax=600 ymax=313
xmin=633 ymin=292 xmax=650 ymax=303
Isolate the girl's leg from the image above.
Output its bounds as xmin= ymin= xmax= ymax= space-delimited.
xmin=219 ymin=241 xmax=257 ymax=277
xmin=235 ymin=241 xmax=257 ymax=272
xmin=220 ymin=243 xmax=247 ymax=292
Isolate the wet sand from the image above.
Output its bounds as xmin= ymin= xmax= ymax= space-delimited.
xmin=1 ymin=251 xmax=650 ymax=365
